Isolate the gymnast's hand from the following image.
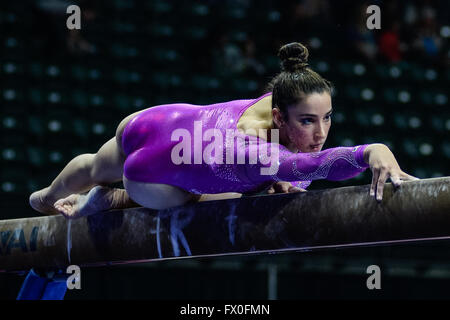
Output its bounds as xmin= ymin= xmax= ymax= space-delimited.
xmin=364 ymin=143 xmax=419 ymax=201
xmin=266 ymin=181 xmax=307 ymax=194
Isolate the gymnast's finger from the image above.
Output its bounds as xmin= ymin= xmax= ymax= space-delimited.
xmin=370 ymin=167 xmax=380 ymax=197
xmin=281 ymin=184 xmax=291 ymax=193
xmin=390 ymin=175 xmax=403 ymax=189
xmin=289 ymin=186 xmax=306 ymax=193
xmin=376 ymin=170 xmax=389 ymax=202
xmin=273 ymin=182 xmax=290 ymax=193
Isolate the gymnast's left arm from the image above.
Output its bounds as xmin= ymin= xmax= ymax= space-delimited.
xmin=194 ymin=187 xmax=302 ymax=201
xmin=196 ymin=193 xmax=243 ymax=202
xmin=266 ymin=181 xmax=307 ymax=194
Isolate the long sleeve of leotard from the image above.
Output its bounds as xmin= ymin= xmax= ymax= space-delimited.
xmin=241 ymin=144 xmax=371 ymax=186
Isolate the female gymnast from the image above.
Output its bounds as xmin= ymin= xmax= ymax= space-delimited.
xmin=29 ymin=42 xmax=418 ymax=219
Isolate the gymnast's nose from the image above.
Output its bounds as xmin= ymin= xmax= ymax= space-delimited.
xmin=314 ymin=122 xmax=327 ymax=141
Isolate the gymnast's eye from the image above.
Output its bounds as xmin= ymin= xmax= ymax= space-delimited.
xmin=324 ymin=114 xmax=332 ymax=121
xmin=300 ymin=118 xmax=313 ymax=125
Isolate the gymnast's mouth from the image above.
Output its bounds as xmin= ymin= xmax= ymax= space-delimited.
xmin=310 ymin=144 xmax=322 ymax=151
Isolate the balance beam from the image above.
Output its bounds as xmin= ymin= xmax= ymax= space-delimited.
xmin=1 ymin=177 xmax=449 ymax=272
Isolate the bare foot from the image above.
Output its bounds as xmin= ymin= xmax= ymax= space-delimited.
xmin=29 ymin=188 xmax=60 ymax=215
xmin=53 ymin=186 xmax=117 ymax=219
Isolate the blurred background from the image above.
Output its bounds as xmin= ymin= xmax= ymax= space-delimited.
xmin=0 ymin=0 xmax=449 ymax=299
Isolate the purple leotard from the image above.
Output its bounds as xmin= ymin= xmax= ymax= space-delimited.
xmin=122 ymin=92 xmax=370 ymax=194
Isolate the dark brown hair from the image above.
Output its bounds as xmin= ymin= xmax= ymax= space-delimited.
xmin=266 ymin=42 xmax=333 ymax=119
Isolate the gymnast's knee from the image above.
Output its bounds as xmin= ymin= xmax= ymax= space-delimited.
xmin=89 ymin=158 xmax=123 ymax=186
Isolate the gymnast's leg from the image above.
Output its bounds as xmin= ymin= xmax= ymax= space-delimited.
xmin=50 ymin=173 xmax=200 ymax=218
xmin=28 ymin=110 xmax=142 ymax=215
xmin=29 ymin=136 xmax=127 ymax=215
xmin=53 ymin=177 xmax=241 ymax=219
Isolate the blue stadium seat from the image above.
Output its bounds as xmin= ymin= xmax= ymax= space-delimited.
xmin=27 ymin=146 xmax=46 ymax=168
xmin=0 ymin=111 xmax=26 ymax=136
xmin=145 ymin=0 xmax=174 ymax=15
xmin=0 ymin=165 xmax=28 ymax=194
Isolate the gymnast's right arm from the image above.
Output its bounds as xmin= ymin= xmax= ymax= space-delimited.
xmin=245 ymin=144 xmax=371 ymax=184
xmin=244 ymin=143 xmax=417 ymax=201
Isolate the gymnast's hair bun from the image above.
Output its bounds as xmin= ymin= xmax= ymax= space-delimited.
xmin=278 ymin=42 xmax=309 ymax=73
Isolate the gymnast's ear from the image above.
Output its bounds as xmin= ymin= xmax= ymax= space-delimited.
xmin=272 ymin=107 xmax=286 ymax=128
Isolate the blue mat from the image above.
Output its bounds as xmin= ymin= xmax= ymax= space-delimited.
xmin=17 ymin=269 xmax=67 ymax=300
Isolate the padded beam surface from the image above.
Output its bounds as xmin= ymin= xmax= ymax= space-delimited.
xmin=0 ymin=177 xmax=449 ymax=272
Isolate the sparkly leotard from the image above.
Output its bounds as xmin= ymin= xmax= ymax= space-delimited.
xmin=122 ymin=93 xmax=370 ymax=194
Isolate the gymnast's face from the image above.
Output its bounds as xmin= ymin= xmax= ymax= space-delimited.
xmin=274 ymin=92 xmax=332 ymax=153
